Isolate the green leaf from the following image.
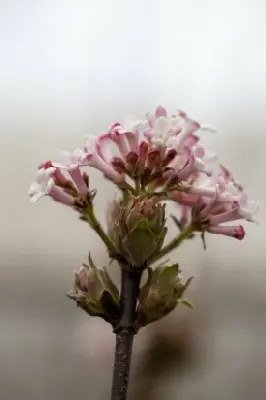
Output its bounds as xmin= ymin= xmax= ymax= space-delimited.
xmin=139 ymin=267 xmax=153 ymax=302
xmin=155 ymin=264 xmax=179 ymax=286
xmin=88 ymin=252 xmax=97 ymax=269
xmin=178 ymin=298 xmax=193 ymax=309
xmin=182 ymin=276 xmax=194 ymax=292
xmin=65 ymin=290 xmax=77 ymax=300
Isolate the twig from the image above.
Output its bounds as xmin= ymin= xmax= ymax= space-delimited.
xmin=148 ymin=224 xmax=194 ymax=266
xmin=83 ymin=205 xmax=117 ymax=256
xmin=111 ymin=268 xmax=142 ymax=400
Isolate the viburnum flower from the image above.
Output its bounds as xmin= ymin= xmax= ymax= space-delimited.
xmin=28 ymin=160 xmax=90 ymax=208
xmin=28 ymin=167 xmax=55 ymax=203
xmin=28 ymin=105 xmax=258 ymax=243
xmin=28 ymin=104 xmax=259 ymax=400
xmin=52 ymin=150 xmax=89 ymax=197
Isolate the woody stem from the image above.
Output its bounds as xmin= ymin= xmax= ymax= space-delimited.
xmin=111 ymin=268 xmax=142 ymax=400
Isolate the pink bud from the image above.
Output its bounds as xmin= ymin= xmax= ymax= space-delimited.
xmin=109 ymin=129 xmax=129 ymax=160
xmin=49 ymin=186 xmax=75 ymax=205
xmin=138 ymin=141 xmax=149 ymax=167
xmin=68 ymin=168 xmax=88 ymax=197
xmin=125 ymin=131 xmax=139 ymax=154
xmin=111 ymin=157 xmax=127 ymax=174
xmin=162 ymin=148 xmax=177 ymax=167
xmin=206 ymin=225 xmax=245 ymax=240
xmin=126 ymin=151 xmax=138 ymax=172
xmin=39 ymin=161 xmax=69 ymax=186
xmin=155 ymin=105 xmax=167 ymax=118
xmin=169 ymin=191 xmax=199 ymax=206
xmin=147 ymin=149 xmax=161 ymax=170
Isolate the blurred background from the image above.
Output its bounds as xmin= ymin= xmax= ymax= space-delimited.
xmin=1 ymin=0 xmax=266 ymax=399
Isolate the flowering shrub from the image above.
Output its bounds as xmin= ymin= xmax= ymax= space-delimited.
xmin=29 ymin=105 xmax=258 ymax=243
xmin=29 ymin=105 xmax=258 ymax=399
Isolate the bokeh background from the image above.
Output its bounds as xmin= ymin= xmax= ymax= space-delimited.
xmin=1 ymin=0 xmax=266 ymax=399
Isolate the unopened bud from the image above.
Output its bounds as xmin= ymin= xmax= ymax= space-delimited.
xmin=126 ymin=152 xmax=138 ymax=173
xmin=162 ymin=148 xmax=177 ymax=167
xmin=110 ymin=198 xmax=167 ymax=268
xmin=136 ymin=265 xmax=193 ymax=328
xmin=67 ymin=253 xmax=120 ymax=325
xmin=147 ymin=149 xmax=161 ymax=170
xmin=111 ymin=157 xmax=127 ymax=174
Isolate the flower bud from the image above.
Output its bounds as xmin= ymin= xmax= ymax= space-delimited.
xmin=67 ymin=253 xmax=120 ymax=326
xmin=110 ymin=198 xmax=167 ymax=268
xmin=136 ymin=264 xmax=193 ymax=328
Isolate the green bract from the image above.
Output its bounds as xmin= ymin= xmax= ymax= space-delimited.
xmin=110 ymin=198 xmax=167 ymax=268
xmin=137 ymin=264 xmax=193 ymax=328
xmin=67 ymin=253 xmax=120 ymax=325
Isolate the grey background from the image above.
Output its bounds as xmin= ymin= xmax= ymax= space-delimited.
xmin=1 ymin=1 xmax=266 ymax=399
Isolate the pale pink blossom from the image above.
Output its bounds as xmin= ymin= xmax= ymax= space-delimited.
xmin=53 ymin=149 xmax=88 ymax=171
xmin=144 ymin=106 xmax=182 ymax=147
xmin=39 ymin=160 xmax=69 ymax=186
xmin=50 ymin=152 xmax=89 ymax=197
xmin=68 ymin=168 xmax=88 ymax=197
xmin=189 ymin=191 xmax=256 ymax=240
xmin=171 ymin=190 xmax=248 ymax=240
xmin=169 ymin=191 xmax=199 ymax=206
xmin=29 ymin=105 xmax=258 ymax=245
xmin=188 ymin=184 xmax=217 ymax=198
xmin=107 ymin=123 xmax=129 ymax=159
xmin=49 ymin=186 xmax=76 ymax=205
xmin=28 ymin=167 xmax=55 ymax=202
xmin=28 ymin=168 xmax=74 ymax=205
xmin=84 ymin=137 xmax=125 ymax=183
xmin=108 ymin=116 xmax=148 ymax=155
xmin=173 ymin=111 xmax=200 ymax=147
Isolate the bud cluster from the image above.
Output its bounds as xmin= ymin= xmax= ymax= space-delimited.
xmin=67 ymin=254 xmax=120 ymax=327
xmin=28 ymin=105 xmax=258 ymax=329
xmin=109 ymin=197 xmax=167 ymax=268
xmin=136 ymin=264 xmax=193 ymax=329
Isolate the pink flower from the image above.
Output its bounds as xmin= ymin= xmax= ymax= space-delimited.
xmin=190 ymin=194 xmax=256 ymax=240
xmin=107 ymin=123 xmax=129 ymax=159
xmin=28 ymin=167 xmax=55 ymax=202
xmin=107 ymin=117 xmax=149 ymax=158
xmin=144 ymin=106 xmax=182 ymax=147
xmin=169 ymin=191 xmax=199 ymax=206
xmin=28 ymin=168 xmax=75 ymax=205
xmin=51 ymin=150 xmax=89 ymax=196
xmin=29 ymin=104 xmax=258 ymax=246
xmin=45 ymin=153 xmax=87 ymax=198
xmin=84 ymin=136 xmax=125 ymax=183
xmin=52 ymin=149 xmax=88 ymax=171
xmin=39 ymin=160 xmax=69 ymax=186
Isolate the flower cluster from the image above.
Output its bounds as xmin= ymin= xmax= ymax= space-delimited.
xmin=28 ymin=105 xmax=258 ymax=242
xmin=67 ymin=254 xmax=120 ymax=327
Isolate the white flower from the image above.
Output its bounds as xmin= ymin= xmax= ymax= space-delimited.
xmin=226 ymin=184 xmax=259 ymax=221
xmin=53 ymin=149 xmax=87 ymax=170
xmin=148 ymin=115 xmax=182 ymax=147
xmin=28 ymin=168 xmax=55 ymax=202
xmin=119 ymin=115 xmax=149 ymax=135
xmin=114 ymin=116 xmax=149 ymax=154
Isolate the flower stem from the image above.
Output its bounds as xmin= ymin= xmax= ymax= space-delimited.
xmin=111 ymin=268 xmax=142 ymax=400
xmin=135 ymin=176 xmax=141 ymax=195
xmin=84 ymin=205 xmax=117 ymax=256
xmin=148 ymin=224 xmax=195 ymax=266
